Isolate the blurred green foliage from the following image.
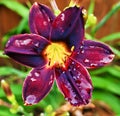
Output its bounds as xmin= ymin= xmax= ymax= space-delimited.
xmin=0 ymin=0 xmax=120 ymax=116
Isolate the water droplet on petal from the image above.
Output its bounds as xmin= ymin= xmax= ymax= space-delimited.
xmin=21 ymin=39 xmax=32 ymax=45
xmin=61 ymin=13 xmax=65 ymax=21
xmin=43 ymin=21 xmax=47 ymax=26
xmin=81 ymin=50 xmax=84 ymax=54
xmin=25 ymin=95 xmax=36 ymax=105
xmin=31 ymin=78 xmax=36 ymax=82
xmin=84 ymin=59 xmax=89 ymax=63
xmin=34 ymin=72 xmax=40 ymax=77
xmin=100 ymin=55 xmax=114 ymax=64
xmin=90 ymin=63 xmax=97 ymax=67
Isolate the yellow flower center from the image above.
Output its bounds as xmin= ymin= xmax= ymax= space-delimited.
xmin=44 ymin=42 xmax=73 ymax=68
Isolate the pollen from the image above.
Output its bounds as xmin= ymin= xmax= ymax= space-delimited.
xmin=44 ymin=42 xmax=72 ymax=67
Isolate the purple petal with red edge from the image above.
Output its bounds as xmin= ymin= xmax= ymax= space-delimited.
xmin=55 ymin=59 xmax=93 ymax=106
xmin=72 ymin=40 xmax=114 ymax=68
xmin=5 ymin=34 xmax=50 ymax=68
xmin=23 ymin=67 xmax=54 ymax=105
xmin=51 ymin=6 xmax=84 ymax=49
xmin=29 ymin=2 xmax=55 ymax=38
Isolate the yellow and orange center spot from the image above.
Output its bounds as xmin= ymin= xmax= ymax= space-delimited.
xmin=44 ymin=42 xmax=73 ymax=68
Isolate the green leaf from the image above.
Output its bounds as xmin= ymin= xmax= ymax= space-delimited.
xmin=16 ymin=17 xmax=29 ymax=34
xmin=90 ymin=66 xmax=120 ymax=79
xmin=0 ymin=107 xmax=17 ymax=116
xmin=88 ymin=0 xmax=95 ymax=14
xmin=91 ymin=2 xmax=120 ymax=36
xmin=0 ymin=0 xmax=29 ymax=18
xmin=111 ymin=47 xmax=120 ymax=57
xmin=92 ymin=76 xmax=120 ymax=95
xmin=85 ymin=33 xmax=97 ymax=40
xmin=0 ymin=67 xmax=27 ymax=78
xmin=93 ymin=90 xmax=120 ymax=114
xmin=101 ymin=32 xmax=120 ymax=42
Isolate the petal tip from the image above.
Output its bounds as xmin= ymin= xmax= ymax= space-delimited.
xmin=34 ymin=2 xmax=38 ymax=6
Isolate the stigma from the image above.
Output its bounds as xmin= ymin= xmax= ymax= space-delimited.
xmin=44 ymin=42 xmax=73 ymax=68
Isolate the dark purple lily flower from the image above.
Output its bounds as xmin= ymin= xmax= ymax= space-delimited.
xmin=5 ymin=2 xmax=114 ymax=106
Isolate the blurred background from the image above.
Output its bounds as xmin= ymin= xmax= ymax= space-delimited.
xmin=0 ymin=0 xmax=120 ymax=116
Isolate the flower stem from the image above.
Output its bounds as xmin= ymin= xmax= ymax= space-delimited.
xmin=91 ymin=2 xmax=120 ymax=37
xmin=49 ymin=0 xmax=61 ymax=16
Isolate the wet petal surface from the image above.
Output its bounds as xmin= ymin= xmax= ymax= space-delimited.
xmin=72 ymin=40 xmax=114 ymax=68
xmin=5 ymin=34 xmax=50 ymax=67
xmin=55 ymin=59 xmax=93 ymax=106
xmin=29 ymin=2 xmax=55 ymax=38
xmin=23 ymin=67 xmax=54 ymax=105
xmin=51 ymin=6 xmax=84 ymax=49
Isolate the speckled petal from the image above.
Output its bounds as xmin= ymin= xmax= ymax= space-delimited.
xmin=55 ymin=59 xmax=93 ymax=106
xmin=23 ymin=67 xmax=54 ymax=105
xmin=51 ymin=6 xmax=84 ymax=49
xmin=29 ymin=2 xmax=55 ymax=38
xmin=72 ymin=40 xmax=115 ymax=68
xmin=5 ymin=34 xmax=50 ymax=68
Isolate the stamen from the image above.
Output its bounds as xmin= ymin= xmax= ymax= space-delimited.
xmin=44 ymin=42 xmax=71 ymax=68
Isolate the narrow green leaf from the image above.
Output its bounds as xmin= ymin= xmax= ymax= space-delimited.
xmin=90 ymin=66 xmax=120 ymax=79
xmin=0 ymin=0 xmax=29 ymax=18
xmin=88 ymin=0 xmax=95 ymax=14
xmin=16 ymin=17 xmax=29 ymax=34
xmin=92 ymin=76 xmax=120 ymax=95
xmin=111 ymin=47 xmax=120 ymax=57
xmin=85 ymin=33 xmax=96 ymax=40
xmin=91 ymin=2 xmax=120 ymax=36
xmin=0 ymin=67 xmax=27 ymax=78
xmin=101 ymin=32 xmax=120 ymax=42
xmin=93 ymin=90 xmax=120 ymax=114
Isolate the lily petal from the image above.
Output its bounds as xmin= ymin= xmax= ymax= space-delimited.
xmin=51 ymin=6 xmax=84 ymax=49
xmin=23 ymin=67 xmax=54 ymax=105
xmin=5 ymin=34 xmax=50 ymax=68
xmin=72 ymin=40 xmax=115 ymax=68
xmin=29 ymin=2 xmax=55 ymax=38
xmin=55 ymin=59 xmax=92 ymax=106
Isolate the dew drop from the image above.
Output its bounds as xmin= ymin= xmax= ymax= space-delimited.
xmin=15 ymin=40 xmax=21 ymax=47
xmin=81 ymin=50 xmax=84 ymax=54
xmin=100 ymin=55 xmax=114 ymax=64
xmin=84 ymin=59 xmax=89 ymax=63
xmin=73 ymin=68 xmax=76 ymax=71
xmin=21 ymin=39 xmax=32 ymax=45
xmin=43 ymin=21 xmax=47 ymax=26
xmin=90 ymin=63 xmax=97 ymax=67
xmin=31 ymin=78 xmax=36 ymax=82
xmin=25 ymin=95 xmax=36 ymax=105
xmin=70 ymin=97 xmax=78 ymax=105
xmin=34 ymin=42 xmax=39 ymax=47
xmin=72 ymin=62 xmax=75 ymax=64
xmin=61 ymin=13 xmax=65 ymax=21
xmin=34 ymin=72 xmax=40 ymax=77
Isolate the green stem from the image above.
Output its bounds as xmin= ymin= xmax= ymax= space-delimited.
xmin=91 ymin=2 xmax=120 ymax=37
xmin=49 ymin=0 xmax=61 ymax=16
xmin=88 ymin=0 xmax=95 ymax=14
